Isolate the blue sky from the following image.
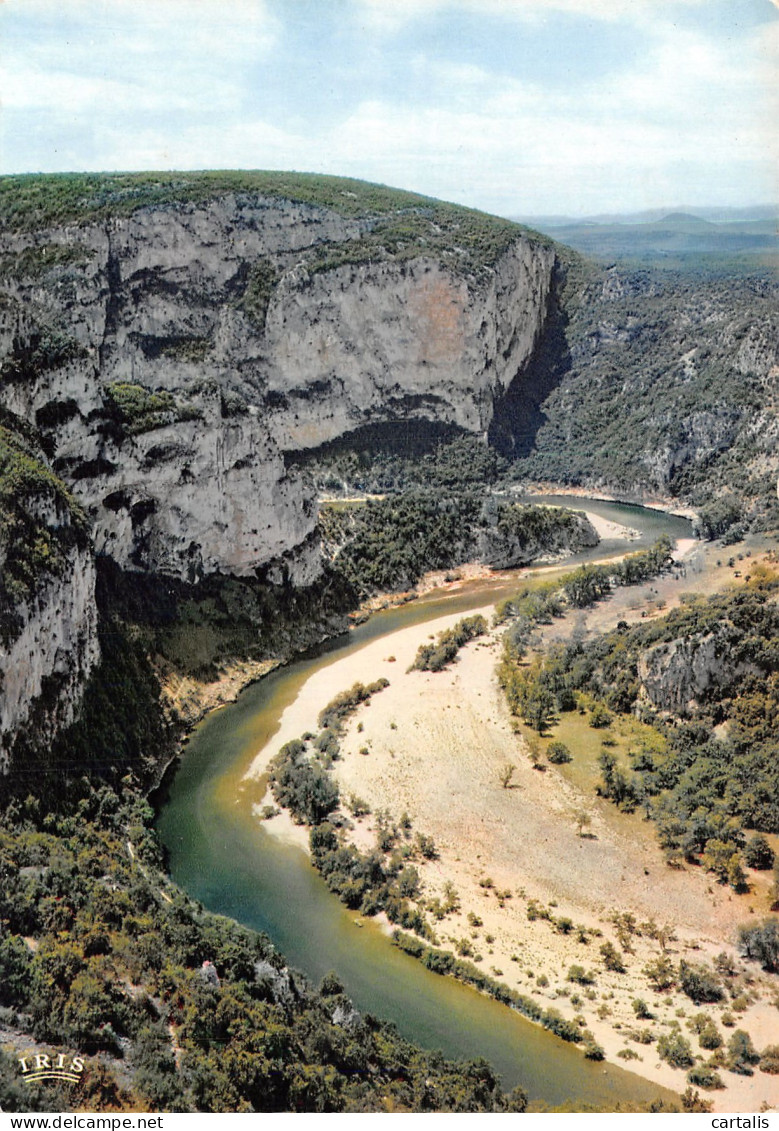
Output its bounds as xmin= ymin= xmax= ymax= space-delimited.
xmin=2 ymin=0 xmax=777 ymax=216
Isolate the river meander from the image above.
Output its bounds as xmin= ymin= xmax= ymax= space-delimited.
xmin=156 ymin=498 xmax=692 ymax=1111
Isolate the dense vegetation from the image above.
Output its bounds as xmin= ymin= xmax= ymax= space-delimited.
xmin=562 ymin=537 xmax=675 ymax=608
xmin=267 ymin=689 xmax=447 ymax=940
xmin=0 ymin=781 xmax=528 ymax=1113
xmin=506 ymin=266 xmax=779 ymax=535
xmin=294 ymin=432 xmax=506 ymax=496
xmin=391 ymin=931 xmax=592 ymax=1047
xmin=322 ymin=491 xmax=594 ymax=596
xmin=499 ymin=565 xmax=779 ymax=887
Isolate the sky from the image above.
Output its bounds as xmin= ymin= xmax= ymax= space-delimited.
xmin=2 ymin=0 xmax=777 ymax=218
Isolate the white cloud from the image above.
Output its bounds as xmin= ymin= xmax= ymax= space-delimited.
xmin=353 ymin=0 xmax=709 ymax=33
xmin=2 ymin=0 xmax=775 ymax=214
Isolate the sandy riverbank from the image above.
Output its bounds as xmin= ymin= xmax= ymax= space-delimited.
xmin=246 ymin=535 xmax=779 ymax=1113
xmin=521 ymin=483 xmax=699 ymax=523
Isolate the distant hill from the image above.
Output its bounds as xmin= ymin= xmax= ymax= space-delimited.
xmin=514 ymin=203 xmax=778 ymax=227
xmin=659 ymin=212 xmax=709 ymax=224
xmin=513 ymin=207 xmax=778 ymax=267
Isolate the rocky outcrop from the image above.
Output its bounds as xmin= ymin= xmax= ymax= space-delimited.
xmin=476 ymin=503 xmax=599 ymax=569
xmin=0 ymin=193 xmax=556 ymax=584
xmin=637 ymin=632 xmax=757 ymax=715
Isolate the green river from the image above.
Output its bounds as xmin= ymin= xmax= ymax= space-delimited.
xmin=156 ymin=498 xmax=692 ymax=1110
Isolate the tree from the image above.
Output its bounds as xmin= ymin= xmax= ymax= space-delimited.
xmin=547 ymin=741 xmax=572 ymax=764
xmin=738 ymin=919 xmax=779 ymax=971
xmin=499 ymin=763 xmax=516 ymax=789
xmin=744 ymin=834 xmax=775 ymax=870
xmin=525 ymin=686 xmax=555 ymax=734
xmin=574 ymin=809 xmax=592 ymax=838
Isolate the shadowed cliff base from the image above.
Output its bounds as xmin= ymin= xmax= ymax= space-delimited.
xmin=488 ymin=260 xmax=574 ymax=459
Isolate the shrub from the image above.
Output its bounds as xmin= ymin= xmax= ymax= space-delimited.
xmin=347 ymin=794 xmax=371 ymax=817
xmin=567 ymin=965 xmax=594 ymax=985
xmin=759 ymin=1045 xmax=779 ymax=1074
xmin=317 ymin=679 xmax=390 ymax=731
xmin=726 ymin=1029 xmax=760 ymax=1075
xmin=589 ymin=704 xmax=613 ymax=729
xmin=540 ymin=1008 xmax=582 ymax=1043
xmin=657 ymin=1031 xmax=695 ymax=1069
xmin=699 ymin=1022 xmax=723 ymax=1051
xmin=678 ymin=961 xmax=723 ymax=1004
xmin=583 ymin=1040 xmax=605 ymax=1060
xmin=600 ymin=941 xmax=626 ymax=973
xmin=547 ymin=741 xmax=572 ymax=764
xmin=686 ymin=1064 xmax=724 ymax=1090
xmin=410 ymin=615 xmax=487 ymax=672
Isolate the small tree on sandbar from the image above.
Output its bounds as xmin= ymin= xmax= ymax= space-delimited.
xmin=574 ymin=809 xmax=592 ymax=838
xmin=499 ymin=763 xmax=516 ymax=789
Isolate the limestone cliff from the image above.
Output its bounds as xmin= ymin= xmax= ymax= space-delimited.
xmin=0 ymin=418 xmax=99 ymax=773
xmin=637 ymin=631 xmax=758 ymax=715
xmin=0 ymin=181 xmax=557 ymax=584
xmin=0 ymin=173 xmax=561 ymax=772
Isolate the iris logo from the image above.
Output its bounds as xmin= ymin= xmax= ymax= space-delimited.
xmin=18 ymin=1052 xmax=85 ymax=1085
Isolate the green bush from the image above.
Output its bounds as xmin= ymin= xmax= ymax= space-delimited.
xmin=567 ymin=965 xmax=595 ymax=985
xmin=317 ymin=679 xmax=390 ymax=731
xmin=410 ymin=615 xmax=487 ymax=672
xmin=686 ymin=1064 xmax=724 ymax=1090
xmin=678 ymin=961 xmax=723 ymax=1004
xmin=657 ymin=1031 xmax=695 ymax=1069
xmin=759 ymin=1044 xmax=779 ymax=1074
xmin=547 ymin=742 xmax=572 ymax=764
xmin=727 ymin=1029 xmax=760 ymax=1075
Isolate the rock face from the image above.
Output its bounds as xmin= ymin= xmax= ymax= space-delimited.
xmin=475 ymin=504 xmax=599 ymax=569
xmin=637 ymin=632 xmax=757 ymax=715
xmin=0 ymin=194 xmax=556 ymax=584
xmin=0 ymin=484 xmax=99 ymax=775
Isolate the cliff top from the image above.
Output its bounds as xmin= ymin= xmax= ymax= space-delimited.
xmin=0 ymin=170 xmax=555 ymax=274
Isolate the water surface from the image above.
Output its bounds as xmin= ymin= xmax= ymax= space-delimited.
xmin=157 ymin=499 xmax=690 ymax=1110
